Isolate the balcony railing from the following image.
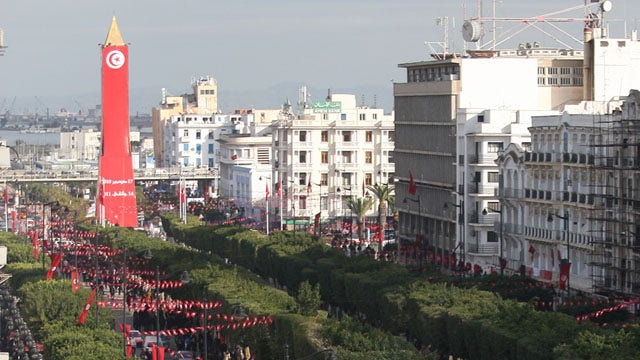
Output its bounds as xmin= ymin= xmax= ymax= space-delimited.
xmin=467 ymin=242 xmax=499 ymax=255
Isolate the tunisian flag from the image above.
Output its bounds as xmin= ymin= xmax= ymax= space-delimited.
xmin=46 ymin=253 xmax=61 ymax=280
xmin=77 ymin=287 xmax=97 ymax=325
xmin=71 ymin=269 xmax=80 ymax=292
xmin=30 ymin=231 xmax=39 ymax=259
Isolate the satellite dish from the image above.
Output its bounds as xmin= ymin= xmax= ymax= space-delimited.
xmin=462 ymin=20 xmax=481 ymax=42
xmin=601 ymin=0 xmax=612 ymax=12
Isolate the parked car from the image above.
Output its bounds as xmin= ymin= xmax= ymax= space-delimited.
xmin=128 ymin=330 xmax=144 ymax=348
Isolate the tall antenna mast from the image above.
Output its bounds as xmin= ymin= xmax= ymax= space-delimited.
xmin=0 ymin=26 xmax=6 ymax=56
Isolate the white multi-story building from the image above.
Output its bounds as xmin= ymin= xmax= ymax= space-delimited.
xmin=59 ymin=129 xmax=140 ymax=167
xmin=457 ymin=108 xmax=558 ymax=271
xmin=271 ymin=91 xmax=395 ymax=231
xmin=152 ymin=76 xmax=219 ymax=167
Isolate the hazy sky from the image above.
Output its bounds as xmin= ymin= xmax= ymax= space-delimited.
xmin=0 ymin=0 xmax=637 ymax=114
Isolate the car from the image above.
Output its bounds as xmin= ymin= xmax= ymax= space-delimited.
xmin=172 ymin=351 xmax=194 ymax=360
xmin=128 ymin=330 xmax=144 ymax=348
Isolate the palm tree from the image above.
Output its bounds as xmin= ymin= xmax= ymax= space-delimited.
xmin=346 ymin=196 xmax=374 ymax=241
xmin=367 ymin=183 xmax=395 ymax=236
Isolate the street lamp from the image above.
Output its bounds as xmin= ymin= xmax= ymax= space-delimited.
xmin=444 ymin=200 xmax=465 ymax=271
xmin=482 ymin=206 xmax=504 ymax=275
xmin=41 ymin=201 xmax=60 ymax=273
xmin=403 ymin=196 xmax=422 ymax=268
xmin=259 ymin=176 xmax=271 ymax=235
xmin=547 ymin=211 xmax=570 ymax=297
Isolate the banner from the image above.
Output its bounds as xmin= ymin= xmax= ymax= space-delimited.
xmin=77 ymin=287 xmax=97 ymax=325
xmin=46 ymin=253 xmax=61 ymax=280
xmin=559 ymin=261 xmax=571 ymax=290
xmin=71 ymin=269 xmax=80 ymax=292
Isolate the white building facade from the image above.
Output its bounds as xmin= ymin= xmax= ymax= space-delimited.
xmin=271 ymin=93 xmax=395 ymax=231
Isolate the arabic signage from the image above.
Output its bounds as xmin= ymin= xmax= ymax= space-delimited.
xmin=312 ymin=101 xmax=341 ymax=113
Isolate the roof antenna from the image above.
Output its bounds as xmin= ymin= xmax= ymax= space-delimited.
xmin=326 ymin=88 xmax=332 ymax=101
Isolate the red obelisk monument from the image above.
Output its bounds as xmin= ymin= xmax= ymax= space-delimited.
xmin=96 ymin=17 xmax=137 ymax=227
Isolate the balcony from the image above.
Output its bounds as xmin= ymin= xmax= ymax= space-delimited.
xmin=468 ymin=154 xmax=499 ymax=165
xmin=467 ymin=242 xmax=499 ymax=255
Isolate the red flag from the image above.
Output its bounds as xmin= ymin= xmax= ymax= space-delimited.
xmin=152 ymin=344 xmax=157 ymax=360
xmin=231 ymin=154 xmax=238 ymax=160
xmin=307 ymin=177 xmax=311 ymax=195
xmin=31 ymin=232 xmax=39 ymax=259
xmin=265 ymin=183 xmax=270 ymax=201
xmin=362 ymin=182 xmax=365 ymax=197
xmin=77 ymin=287 xmax=97 ymax=325
xmin=314 ymin=212 xmax=321 ymax=230
xmin=71 ymin=269 xmax=80 ymax=292
xmin=559 ymin=262 xmax=571 ymax=290
xmin=408 ymin=171 xmax=417 ymax=195
xmin=277 ymin=181 xmax=281 ymax=198
xmin=46 ymin=253 xmax=62 ymax=280
xmin=528 ymin=245 xmax=536 ymax=261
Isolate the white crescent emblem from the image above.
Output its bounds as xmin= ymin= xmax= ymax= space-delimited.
xmin=106 ymin=50 xmax=125 ymax=69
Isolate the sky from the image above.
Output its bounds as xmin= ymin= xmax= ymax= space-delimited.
xmin=0 ymin=0 xmax=638 ymax=115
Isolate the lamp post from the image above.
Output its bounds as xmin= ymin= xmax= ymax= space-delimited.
xmin=259 ymin=176 xmax=271 ymax=235
xmin=41 ymin=201 xmax=60 ymax=273
xmin=482 ymin=206 xmax=504 ymax=275
xmin=403 ymin=196 xmax=421 ymax=268
xmin=547 ymin=211 xmax=570 ymax=297
xmin=444 ymin=200 xmax=465 ymax=271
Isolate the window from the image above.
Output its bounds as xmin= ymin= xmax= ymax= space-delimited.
xmin=321 ymin=151 xmax=328 ymax=163
xmin=365 ymin=173 xmax=372 ymax=186
xmin=547 ymin=67 xmax=558 ymax=75
xmin=195 ymin=144 xmax=201 ymax=154
xmin=538 ymin=77 xmax=546 ymax=85
xmin=488 ymin=172 xmax=500 ymax=182
xmin=299 ymin=173 xmax=307 ymax=186
xmin=299 ymin=131 xmax=307 ymax=142
xmin=208 ymin=144 xmax=214 ymax=154
xmin=365 ymin=131 xmax=373 ymax=142
xmin=365 ymin=151 xmax=372 ymax=164
xmin=573 ymin=78 xmax=583 ymax=86
xmin=341 ymin=173 xmax=352 ymax=185
xmin=487 ymin=231 xmax=498 ymax=242
xmin=299 ymin=151 xmax=307 ymax=163
xmin=208 ymin=158 xmax=214 ymax=167
xmin=560 ymin=78 xmax=571 ymax=85
xmin=183 ymin=129 xmax=189 ymax=137
xmin=548 ymin=77 xmax=558 ymax=85
xmin=196 ymin=131 xmax=201 ymax=140
xmin=478 ymin=115 xmax=485 ymax=123
xmin=342 ymin=151 xmax=353 ymax=163
xmin=538 ymin=67 xmax=545 ymax=75
xmin=183 ymin=158 xmax=188 ymax=166
xmin=359 ymin=113 xmax=366 ymax=120
xmin=183 ymin=144 xmax=188 ymax=151
xmin=573 ymin=67 xmax=583 ymax=75
xmin=387 ymin=151 xmax=394 ymax=163
xmin=560 ymin=67 xmax=571 ymax=75
xmin=341 ymin=114 xmax=347 ymax=120
xmin=387 ymin=131 xmax=395 ymax=142
xmin=373 ymin=113 xmax=377 ymax=120
xmin=321 ymin=131 xmax=328 ymax=142
xmin=208 ymin=131 xmax=214 ymax=139
xmin=299 ymin=196 xmax=307 ymax=210
xmin=342 ymin=131 xmax=352 ymax=142
xmin=320 ymin=173 xmax=328 ymax=186
xmin=487 ymin=142 xmax=503 ymax=153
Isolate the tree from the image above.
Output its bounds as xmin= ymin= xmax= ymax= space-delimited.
xmin=346 ymin=196 xmax=374 ymax=241
xmin=367 ymin=183 xmax=395 ymax=236
xmin=297 ymin=280 xmax=321 ymax=316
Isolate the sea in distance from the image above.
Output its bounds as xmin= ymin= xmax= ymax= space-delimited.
xmin=0 ymin=130 xmax=60 ymax=146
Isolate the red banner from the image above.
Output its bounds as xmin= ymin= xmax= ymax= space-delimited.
xmin=77 ymin=287 xmax=97 ymax=325
xmin=31 ymin=232 xmax=39 ymax=259
xmin=46 ymin=253 xmax=61 ymax=280
xmin=559 ymin=262 xmax=571 ymax=290
xmin=71 ymin=269 xmax=80 ymax=292
xmin=409 ymin=171 xmax=417 ymax=195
